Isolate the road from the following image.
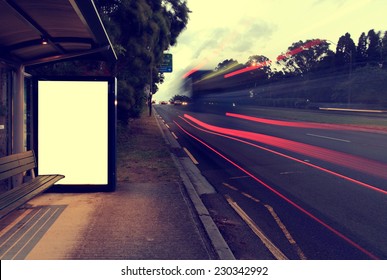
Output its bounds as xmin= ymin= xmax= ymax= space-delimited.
xmin=154 ymin=104 xmax=387 ymax=260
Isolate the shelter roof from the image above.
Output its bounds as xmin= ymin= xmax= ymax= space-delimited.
xmin=0 ymin=0 xmax=116 ymax=66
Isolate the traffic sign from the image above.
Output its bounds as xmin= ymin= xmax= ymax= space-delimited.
xmin=159 ymin=53 xmax=172 ymax=73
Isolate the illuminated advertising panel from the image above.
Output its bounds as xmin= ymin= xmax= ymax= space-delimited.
xmin=36 ymin=77 xmax=116 ymax=191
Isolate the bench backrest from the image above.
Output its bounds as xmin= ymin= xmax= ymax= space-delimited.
xmin=0 ymin=151 xmax=36 ymax=181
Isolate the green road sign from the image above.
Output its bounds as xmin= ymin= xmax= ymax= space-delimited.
xmin=159 ymin=53 xmax=172 ymax=73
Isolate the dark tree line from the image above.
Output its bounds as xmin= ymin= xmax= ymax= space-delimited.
xmin=198 ymin=29 xmax=387 ymax=107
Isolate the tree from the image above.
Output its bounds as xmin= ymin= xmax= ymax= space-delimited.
xmin=245 ymin=55 xmax=270 ymax=66
xmin=335 ymin=33 xmax=356 ymax=71
xmin=366 ymin=29 xmax=381 ymax=66
xmin=277 ymin=39 xmax=330 ymax=76
xmin=94 ymin=0 xmax=190 ymax=122
xmin=356 ymin=32 xmax=368 ymax=67
xmin=215 ymin=59 xmax=239 ymax=71
xmin=381 ymin=31 xmax=387 ymax=68
xmin=244 ymin=55 xmax=272 ymax=86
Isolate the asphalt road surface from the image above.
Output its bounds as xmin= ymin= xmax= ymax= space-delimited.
xmin=155 ymin=104 xmax=387 ymax=260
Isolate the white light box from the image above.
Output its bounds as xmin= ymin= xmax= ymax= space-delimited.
xmin=37 ymin=78 xmax=116 ymax=191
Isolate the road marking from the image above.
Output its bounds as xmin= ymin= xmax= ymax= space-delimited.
xmin=306 ymin=133 xmax=350 ymax=143
xmin=222 ymin=183 xmax=305 ymax=259
xmin=222 ymin=182 xmax=239 ymax=191
xmin=225 ymin=195 xmax=288 ymax=260
xmin=319 ymin=107 xmax=387 ymax=113
xmin=264 ymin=204 xmax=307 ymax=260
xmin=165 ymin=124 xmax=170 ymax=129
xmin=280 ymin=171 xmax=303 ymax=175
xmin=229 ymin=175 xmax=250 ymax=180
xmin=241 ymin=192 xmax=261 ymax=203
xmin=176 ymin=119 xmax=381 ymax=259
xmin=183 ymin=147 xmax=199 ymax=164
xmin=171 ymin=132 xmax=178 ymax=139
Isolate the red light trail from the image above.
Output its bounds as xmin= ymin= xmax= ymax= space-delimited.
xmin=226 ymin=112 xmax=326 ymax=128
xmin=174 ymin=118 xmax=380 ymax=259
xmin=224 ymin=60 xmax=272 ymax=78
xmin=225 ymin=112 xmax=384 ymax=132
xmin=179 ymin=115 xmax=387 ymax=195
xmin=183 ymin=114 xmax=387 ymax=187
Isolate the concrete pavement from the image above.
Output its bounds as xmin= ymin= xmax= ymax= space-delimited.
xmin=0 ymin=111 xmax=234 ymax=260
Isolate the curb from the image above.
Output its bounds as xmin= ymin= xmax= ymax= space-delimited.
xmin=153 ymin=109 xmax=236 ymax=260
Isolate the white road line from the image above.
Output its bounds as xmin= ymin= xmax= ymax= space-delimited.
xmin=171 ymin=132 xmax=178 ymax=139
xmin=306 ymin=133 xmax=351 ymax=143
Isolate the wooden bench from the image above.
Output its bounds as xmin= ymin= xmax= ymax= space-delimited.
xmin=0 ymin=150 xmax=64 ymax=219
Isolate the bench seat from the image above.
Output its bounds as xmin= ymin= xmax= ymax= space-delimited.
xmin=0 ymin=151 xmax=64 ymax=219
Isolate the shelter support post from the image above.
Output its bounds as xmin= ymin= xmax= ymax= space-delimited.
xmin=12 ymin=65 xmax=25 ymax=186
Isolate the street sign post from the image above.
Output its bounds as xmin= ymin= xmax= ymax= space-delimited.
xmin=159 ymin=53 xmax=172 ymax=73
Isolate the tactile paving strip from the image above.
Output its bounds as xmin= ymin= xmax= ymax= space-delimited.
xmin=0 ymin=205 xmax=66 ymax=259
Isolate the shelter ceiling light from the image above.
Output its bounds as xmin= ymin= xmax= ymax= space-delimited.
xmin=41 ymin=36 xmax=48 ymax=45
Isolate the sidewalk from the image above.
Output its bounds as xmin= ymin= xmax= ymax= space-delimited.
xmin=0 ymin=110 xmax=234 ymax=260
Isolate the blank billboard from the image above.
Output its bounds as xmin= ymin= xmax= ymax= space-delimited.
xmin=38 ymin=80 xmax=109 ymax=185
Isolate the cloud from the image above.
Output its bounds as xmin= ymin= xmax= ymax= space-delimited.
xmin=157 ymin=0 xmax=387 ymax=100
xmin=230 ymin=21 xmax=277 ymax=54
xmin=191 ymin=27 xmax=228 ymax=59
xmin=183 ymin=19 xmax=278 ymax=68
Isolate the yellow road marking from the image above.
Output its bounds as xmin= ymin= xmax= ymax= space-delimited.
xmin=222 ymin=182 xmax=238 ymax=191
xmin=264 ymin=204 xmax=307 ymax=260
xmin=222 ymin=183 xmax=306 ymax=259
xmin=241 ymin=192 xmax=261 ymax=203
xmin=225 ymin=195 xmax=288 ymax=260
xmin=183 ymin=147 xmax=199 ymax=164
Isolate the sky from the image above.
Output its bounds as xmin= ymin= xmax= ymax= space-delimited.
xmin=155 ymin=0 xmax=387 ymax=101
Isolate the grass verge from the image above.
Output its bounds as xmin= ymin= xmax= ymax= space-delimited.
xmin=117 ymin=111 xmax=180 ymax=183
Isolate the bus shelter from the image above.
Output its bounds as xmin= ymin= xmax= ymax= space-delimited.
xmin=0 ymin=0 xmax=117 ymax=191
